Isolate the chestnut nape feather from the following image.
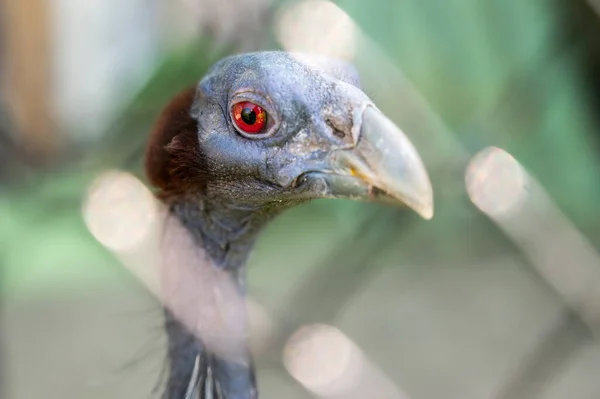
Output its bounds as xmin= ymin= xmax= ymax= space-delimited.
xmin=145 ymin=87 xmax=207 ymax=201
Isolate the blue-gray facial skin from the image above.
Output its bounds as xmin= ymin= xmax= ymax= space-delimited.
xmin=146 ymin=51 xmax=433 ymax=399
xmin=184 ymin=51 xmax=432 ymax=217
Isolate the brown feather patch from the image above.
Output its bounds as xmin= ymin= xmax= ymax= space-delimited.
xmin=145 ymin=87 xmax=207 ymax=201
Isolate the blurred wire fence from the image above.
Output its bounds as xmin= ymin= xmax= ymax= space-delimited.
xmin=1 ymin=0 xmax=600 ymax=398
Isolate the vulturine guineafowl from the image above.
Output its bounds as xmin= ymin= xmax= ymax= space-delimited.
xmin=145 ymin=51 xmax=433 ymax=399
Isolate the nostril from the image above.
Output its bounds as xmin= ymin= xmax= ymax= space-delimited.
xmin=325 ymin=119 xmax=346 ymax=139
xmin=333 ymin=130 xmax=346 ymax=139
xmin=332 ymin=129 xmax=346 ymax=139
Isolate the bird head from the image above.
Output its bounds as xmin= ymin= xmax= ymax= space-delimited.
xmin=146 ymin=51 xmax=433 ymax=219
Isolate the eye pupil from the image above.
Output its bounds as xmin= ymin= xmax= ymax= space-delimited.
xmin=232 ymin=101 xmax=268 ymax=135
xmin=241 ymin=107 xmax=257 ymax=125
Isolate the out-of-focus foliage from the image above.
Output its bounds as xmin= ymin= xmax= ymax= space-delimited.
xmin=0 ymin=40 xmax=229 ymax=295
xmin=2 ymin=0 xmax=599 ymax=296
xmin=2 ymin=1 xmax=600 ymax=398
xmin=339 ymin=0 xmax=600 ymax=227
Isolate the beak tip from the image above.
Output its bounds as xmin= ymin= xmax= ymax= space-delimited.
xmin=418 ymin=205 xmax=434 ymax=220
xmin=410 ymin=190 xmax=434 ymax=220
xmin=356 ymin=107 xmax=435 ymax=220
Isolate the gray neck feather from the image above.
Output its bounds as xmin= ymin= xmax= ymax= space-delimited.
xmin=170 ymin=199 xmax=278 ymax=276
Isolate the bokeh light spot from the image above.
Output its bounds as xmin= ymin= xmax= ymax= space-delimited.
xmin=284 ymin=324 xmax=362 ymax=396
xmin=275 ymin=0 xmax=357 ymax=60
xmin=466 ymin=147 xmax=529 ymax=218
xmin=83 ymin=170 xmax=157 ymax=252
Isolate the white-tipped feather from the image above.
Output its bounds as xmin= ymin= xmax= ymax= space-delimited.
xmin=184 ymin=355 xmax=201 ymax=399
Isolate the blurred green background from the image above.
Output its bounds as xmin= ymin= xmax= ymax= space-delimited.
xmin=1 ymin=0 xmax=600 ymax=398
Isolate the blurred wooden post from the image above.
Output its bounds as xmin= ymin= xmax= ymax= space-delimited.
xmin=1 ymin=0 xmax=59 ymax=160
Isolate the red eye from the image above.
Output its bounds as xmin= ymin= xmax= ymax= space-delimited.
xmin=232 ymin=101 xmax=268 ymax=134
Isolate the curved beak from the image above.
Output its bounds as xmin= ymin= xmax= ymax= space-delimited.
xmin=325 ymin=107 xmax=434 ymax=219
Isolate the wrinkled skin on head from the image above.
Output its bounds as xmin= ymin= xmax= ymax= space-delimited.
xmin=191 ymin=52 xmax=370 ymax=204
xmin=147 ymin=51 xmax=432 ymax=218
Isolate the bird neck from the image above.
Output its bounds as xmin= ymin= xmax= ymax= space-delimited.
xmin=170 ymin=198 xmax=280 ymax=273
